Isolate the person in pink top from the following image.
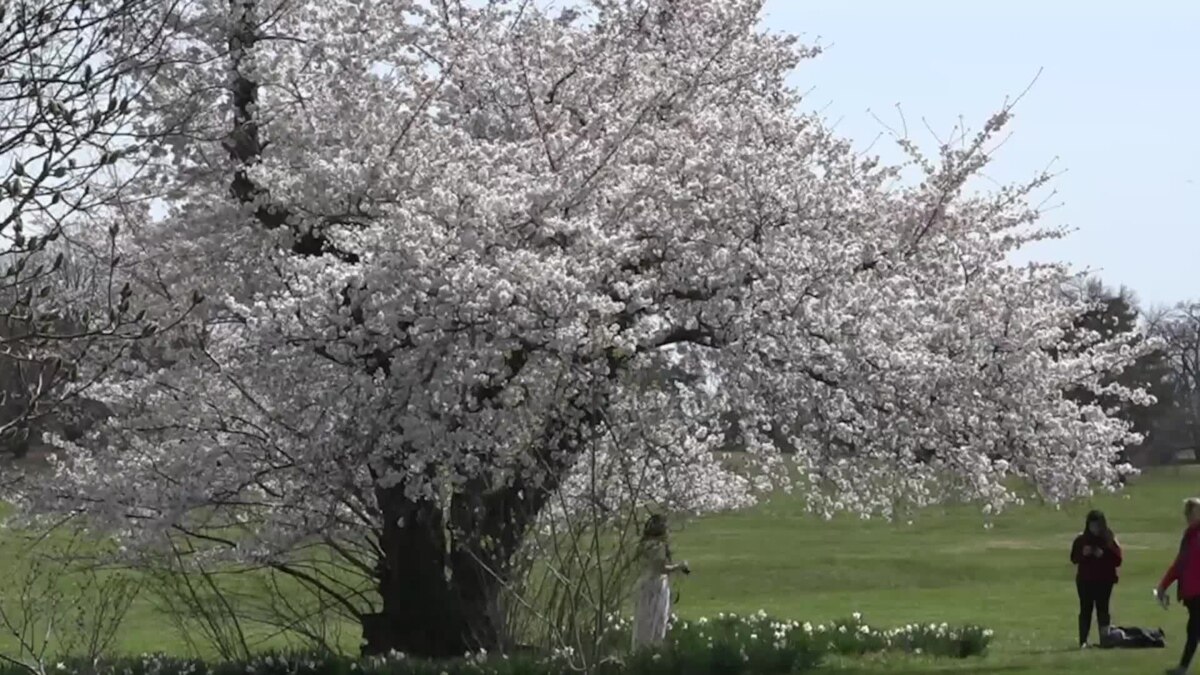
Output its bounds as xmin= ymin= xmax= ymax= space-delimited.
xmin=1157 ymin=498 xmax=1200 ymax=675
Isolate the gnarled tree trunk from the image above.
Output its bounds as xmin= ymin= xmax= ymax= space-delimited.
xmin=362 ymin=488 xmax=467 ymax=657
xmin=362 ymin=426 xmax=581 ymax=657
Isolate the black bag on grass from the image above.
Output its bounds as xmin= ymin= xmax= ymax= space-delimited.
xmin=1098 ymin=626 xmax=1166 ymax=649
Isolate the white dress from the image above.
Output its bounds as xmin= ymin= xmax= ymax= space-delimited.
xmin=632 ymin=539 xmax=672 ymax=648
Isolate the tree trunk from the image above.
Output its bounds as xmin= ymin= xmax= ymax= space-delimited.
xmin=361 ymin=476 xmax=553 ymax=658
xmin=445 ymin=478 xmax=525 ymax=653
xmin=362 ymin=488 xmax=471 ymax=658
xmin=360 ymin=396 xmax=601 ymax=658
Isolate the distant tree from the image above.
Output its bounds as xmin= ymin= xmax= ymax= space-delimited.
xmin=1057 ymin=280 xmax=1176 ymax=466
xmin=0 ymin=246 xmax=119 ymax=461
xmin=1146 ymin=302 xmax=1200 ymax=462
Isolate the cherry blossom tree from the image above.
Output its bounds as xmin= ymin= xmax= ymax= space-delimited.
xmin=13 ymin=0 xmax=1155 ymax=657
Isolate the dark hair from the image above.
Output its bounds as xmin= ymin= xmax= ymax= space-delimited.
xmin=1084 ymin=509 xmax=1110 ymax=536
xmin=642 ymin=514 xmax=668 ymax=540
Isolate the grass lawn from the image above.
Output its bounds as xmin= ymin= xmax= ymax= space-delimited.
xmin=671 ymin=465 xmax=1200 ymax=673
xmin=6 ymin=466 xmax=1200 ymax=673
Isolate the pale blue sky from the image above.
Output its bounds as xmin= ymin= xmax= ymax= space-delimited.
xmin=761 ymin=0 xmax=1199 ymax=309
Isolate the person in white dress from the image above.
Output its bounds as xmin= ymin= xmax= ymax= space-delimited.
xmin=632 ymin=514 xmax=690 ymax=649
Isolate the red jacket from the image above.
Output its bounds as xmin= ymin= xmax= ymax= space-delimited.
xmin=1071 ymin=532 xmax=1122 ymax=583
xmin=1160 ymin=523 xmax=1200 ymax=601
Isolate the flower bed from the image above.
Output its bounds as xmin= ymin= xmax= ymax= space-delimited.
xmin=3 ymin=613 xmax=991 ymax=675
xmin=607 ymin=611 xmax=992 ymax=674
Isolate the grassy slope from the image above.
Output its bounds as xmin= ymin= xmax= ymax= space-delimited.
xmin=6 ymin=467 xmax=1200 ymax=672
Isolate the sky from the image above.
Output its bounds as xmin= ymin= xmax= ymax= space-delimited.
xmin=760 ymin=0 xmax=1200 ymax=309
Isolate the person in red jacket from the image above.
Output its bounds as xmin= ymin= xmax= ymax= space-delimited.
xmin=1157 ymin=498 xmax=1200 ymax=675
xmin=1071 ymin=509 xmax=1123 ymax=647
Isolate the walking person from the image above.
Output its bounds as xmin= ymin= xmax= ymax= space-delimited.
xmin=1157 ymin=498 xmax=1200 ymax=675
xmin=632 ymin=514 xmax=690 ymax=649
xmin=1071 ymin=510 xmax=1123 ymax=647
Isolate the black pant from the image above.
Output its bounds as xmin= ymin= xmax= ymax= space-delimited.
xmin=1076 ymin=579 xmax=1113 ymax=645
xmin=1180 ymin=598 xmax=1200 ymax=669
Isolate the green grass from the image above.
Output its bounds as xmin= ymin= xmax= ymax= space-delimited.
xmin=669 ymin=465 xmax=1200 ymax=673
xmin=6 ymin=466 xmax=1200 ymax=673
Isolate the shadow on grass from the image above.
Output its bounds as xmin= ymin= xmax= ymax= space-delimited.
xmin=1021 ymin=644 xmax=1169 ymax=654
xmin=830 ymin=662 xmax=1027 ymax=667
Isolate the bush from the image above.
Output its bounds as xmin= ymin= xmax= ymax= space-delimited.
xmin=0 ymin=613 xmax=991 ymax=675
